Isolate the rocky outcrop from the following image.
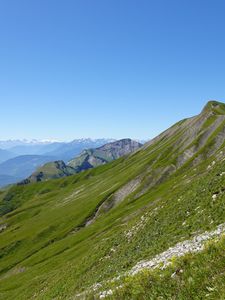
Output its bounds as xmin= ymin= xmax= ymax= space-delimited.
xmin=68 ymin=139 xmax=142 ymax=171
xmin=19 ymin=139 xmax=142 ymax=184
xmin=130 ymin=222 xmax=225 ymax=275
xmin=76 ymin=223 xmax=225 ymax=299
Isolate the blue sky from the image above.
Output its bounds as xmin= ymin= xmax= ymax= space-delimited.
xmin=0 ymin=0 xmax=225 ymax=141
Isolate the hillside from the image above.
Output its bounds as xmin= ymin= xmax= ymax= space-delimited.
xmin=0 ymin=155 xmax=54 ymax=185
xmin=21 ymin=139 xmax=142 ymax=184
xmin=0 ymin=139 xmax=115 ymax=187
xmin=43 ymin=139 xmax=115 ymax=162
xmin=20 ymin=161 xmax=76 ymax=184
xmin=0 ymin=101 xmax=225 ymax=299
xmin=6 ymin=139 xmax=114 ymax=161
xmin=68 ymin=138 xmax=142 ymax=171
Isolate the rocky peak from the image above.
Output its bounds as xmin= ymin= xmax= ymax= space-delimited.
xmin=53 ymin=160 xmax=67 ymax=170
xmin=68 ymin=139 xmax=143 ymax=170
xmin=201 ymin=100 xmax=225 ymax=115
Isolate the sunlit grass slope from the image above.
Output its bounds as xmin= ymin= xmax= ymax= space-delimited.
xmin=0 ymin=101 xmax=225 ymax=299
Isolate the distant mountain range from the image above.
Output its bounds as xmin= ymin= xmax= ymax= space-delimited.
xmin=0 ymin=139 xmax=61 ymax=148
xmin=0 ymin=155 xmax=54 ymax=187
xmin=19 ymin=139 xmax=143 ymax=184
xmin=0 ymin=139 xmax=115 ymax=187
xmin=0 ymin=174 xmax=20 ymax=187
xmin=68 ymin=139 xmax=142 ymax=171
xmin=1 ymin=101 xmax=225 ymax=299
xmin=0 ymin=149 xmax=15 ymax=164
xmin=0 ymin=138 xmax=114 ymax=157
xmin=20 ymin=161 xmax=76 ymax=184
xmin=43 ymin=139 xmax=116 ymax=162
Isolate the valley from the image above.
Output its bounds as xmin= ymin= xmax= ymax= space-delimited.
xmin=0 ymin=101 xmax=225 ymax=299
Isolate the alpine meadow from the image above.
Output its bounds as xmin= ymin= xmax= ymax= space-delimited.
xmin=1 ymin=1 xmax=225 ymax=299
xmin=0 ymin=101 xmax=225 ymax=299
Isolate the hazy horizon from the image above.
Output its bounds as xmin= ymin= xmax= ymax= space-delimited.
xmin=1 ymin=100 xmax=222 ymax=142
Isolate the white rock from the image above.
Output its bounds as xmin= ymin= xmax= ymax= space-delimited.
xmin=212 ymin=194 xmax=217 ymax=200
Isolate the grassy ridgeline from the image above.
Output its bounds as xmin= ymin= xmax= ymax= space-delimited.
xmin=0 ymin=102 xmax=225 ymax=299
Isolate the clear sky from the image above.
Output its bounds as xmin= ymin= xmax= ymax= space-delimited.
xmin=1 ymin=0 xmax=225 ymax=141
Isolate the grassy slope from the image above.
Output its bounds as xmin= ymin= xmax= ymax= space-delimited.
xmin=105 ymin=236 xmax=225 ymax=300
xmin=28 ymin=161 xmax=76 ymax=181
xmin=0 ymin=104 xmax=225 ymax=299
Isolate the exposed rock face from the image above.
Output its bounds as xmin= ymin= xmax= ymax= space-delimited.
xmin=85 ymin=100 xmax=225 ymax=220
xmin=19 ymin=139 xmax=142 ymax=184
xmin=84 ymin=177 xmax=142 ymax=227
xmin=68 ymin=139 xmax=143 ymax=171
xmin=130 ymin=222 xmax=225 ymax=275
xmin=131 ymin=100 xmax=225 ymax=196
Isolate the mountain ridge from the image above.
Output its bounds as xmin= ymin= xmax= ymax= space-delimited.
xmin=68 ymin=138 xmax=143 ymax=171
xmin=201 ymin=100 xmax=225 ymax=114
xmin=19 ymin=139 xmax=143 ymax=184
xmin=0 ymin=139 xmax=116 ymax=187
xmin=0 ymin=101 xmax=225 ymax=299
xmin=0 ymin=148 xmax=15 ymax=164
xmin=0 ymin=155 xmax=54 ymax=187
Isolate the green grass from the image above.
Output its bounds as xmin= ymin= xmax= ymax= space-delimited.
xmin=202 ymin=100 xmax=225 ymax=115
xmin=0 ymin=106 xmax=225 ymax=299
xmin=102 ymin=236 xmax=225 ymax=300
